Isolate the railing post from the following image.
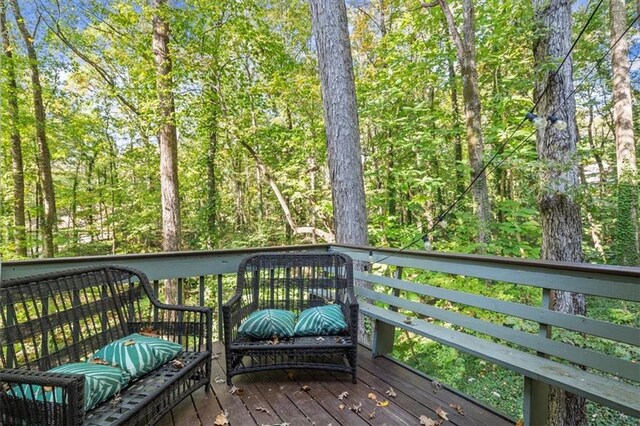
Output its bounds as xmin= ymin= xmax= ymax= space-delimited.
xmin=523 ymin=287 xmax=551 ymax=426
xmin=372 ymin=266 xmax=402 ymax=357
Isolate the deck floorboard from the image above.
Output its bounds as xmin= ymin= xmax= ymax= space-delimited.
xmin=157 ymin=342 xmax=514 ymax=426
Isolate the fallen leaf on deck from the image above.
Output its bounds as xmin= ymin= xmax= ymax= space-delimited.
xmin=376 ymin=400 xmax=389 ymax=407
xmin=368 ymin=409 xmax=377 ymax=419
xmin=385 ymin=387 xmax=396 ymax=398
xmin=287 ymin=372 xmax=295 ymax=380
xmin=255 ymin=406 xmax=270 ymax=414
xmin=419 ymin=415 xmax=441 ymax=426
xmin=338 ymin=403 xmax=345 ymax=410
xmin=229 ymin=385 xmax=244 ymax=396
xmin=337 ymin=391 xmax=349 ymax=400
xmin=431 ymin=380 xmax=442 ymax=393
xmin=449 ymin=403 xmax=465 ymax=415
xmin=301 ymin=385 xmax=311 ymax=392
xmin=214 ymin=411 xmax=229 ymax=425
xmin=436 ymin=407 xmax=449 ymax=421
xmin=367 ymin=392 xmax=377 ymax=400
xmin=214 ymin=377 xmax=226 ymax=384
xmin=110 ymin=392 xmax=122 ymax=407
xmin=124 ymin=339 xmax=136 ymax=346
xmin=212 ymin=354 xmax=220 ymax=360
xmin=350 ymin=402 xmax=362 ymax=413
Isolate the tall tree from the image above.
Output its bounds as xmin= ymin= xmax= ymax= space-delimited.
xmin=153 ymin=0 xmax=181 ymax=302
xmin=9 ymin=0 xmax=57 ymax=257
xmin=610 ymin=0 xmax=639 ymax=265
xmin=1 ymin=0 xmax=26 ymax=257
xmin=422 ymin=0 xmax=492 ymax=248
xmin=532 ymin=0 xmax=586 ymax=424
xmin=309 ymin=0 xmax=368 ymax=247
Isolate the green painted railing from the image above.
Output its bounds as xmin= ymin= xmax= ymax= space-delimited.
xmin=2 ymin=244 xmax=639 ymax=424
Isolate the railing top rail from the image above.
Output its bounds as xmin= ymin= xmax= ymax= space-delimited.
xmin=329 ymin=244 xmax=640 ymax=278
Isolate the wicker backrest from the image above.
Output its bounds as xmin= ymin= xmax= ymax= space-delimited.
xmin=236 ymin=252 xmax=354 ymax=315
xmin=0 ymin=266 xmax=153 ymax=371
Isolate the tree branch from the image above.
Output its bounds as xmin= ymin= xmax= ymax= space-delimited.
xmin=238 ymin=139 xmax=335 ymax=243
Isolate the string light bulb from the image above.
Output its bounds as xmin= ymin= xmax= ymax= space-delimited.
xmin=422 ymin=234 xmax=432 ymax=251
xmin=525 ymin=112 xmax=547 ymax=130
xmin=548 ymin=115 xmax=567 ymax=131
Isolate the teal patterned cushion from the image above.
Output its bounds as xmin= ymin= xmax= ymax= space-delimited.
xmin=90 ymin=335 xmax=164 ymax=378
xmin=9 ymin=363 xmax=130 ymax=412
xmin=238 ymin=309 xmax=296 ymax=339
xmin=294 ymin=304 xmax=348 ymax=336
xmin=124 ymin=333 xmax=183 ymax=365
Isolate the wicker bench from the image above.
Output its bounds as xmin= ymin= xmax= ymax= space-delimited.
xmin=0 ymin=266 xmax=212 ymax=425
xmin=223 ymin=252 xmax=358 ymax=384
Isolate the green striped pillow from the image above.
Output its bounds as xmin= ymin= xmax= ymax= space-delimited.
xmin=90 ymin=336 xmax=162 ymax=378
xmin=238 ymin=309 xmax=295 ymax=339
xmin=124 ymin=333 xmax=183 ymax=365
xmin=294 ymin=304 xmax=348 ymax=336
xmin=9 ymin=363 xmax=130 ymax=412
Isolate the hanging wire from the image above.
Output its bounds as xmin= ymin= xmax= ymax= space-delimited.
xmin=373 ymin=3 xmax=631 ymax=265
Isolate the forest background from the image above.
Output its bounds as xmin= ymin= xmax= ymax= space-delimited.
xmin=1 ymin=0 xmax=639 ymax=422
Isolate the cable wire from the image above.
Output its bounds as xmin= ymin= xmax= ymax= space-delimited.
xmin=373 ymin=3 xmax=628 ymax=264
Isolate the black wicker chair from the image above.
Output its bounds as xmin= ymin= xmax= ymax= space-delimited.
xmin=222 ymin=252 xmax=358 ymax=385
xmin=0 ymin=266 xmax=212 ymax=425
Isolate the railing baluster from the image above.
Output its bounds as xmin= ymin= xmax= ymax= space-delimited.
xmin=217 ymin=274 xmax=223 ymax=341
xmin=199 ymin=276 xmax=205 ymax=307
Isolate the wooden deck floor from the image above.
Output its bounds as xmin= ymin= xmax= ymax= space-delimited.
xmin=158 ymin=341 xmax=514 ymax=426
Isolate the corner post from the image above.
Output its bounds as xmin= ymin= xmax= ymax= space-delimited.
xmin=372 ymin=266 xmax=402 ymax=357
xmin=523 ymin=287 xmax=551 ymax=425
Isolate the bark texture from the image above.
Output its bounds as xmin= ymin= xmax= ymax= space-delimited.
xmin=309 ymin=0 xmax=368 ymax=246
xmin=532 ymin=0 xmax=586 ymax=424
xmin=610 ymin=0 xmax=639 ymax=265
xmin=1 ymin=0 xmax=26 ymax=257
xmin=153 ymin=0 xmax=181 ymax=303
xmin=424 ymin=0 xmax=492 ymax=248
xmin=10 ymin=0 xmax=57 ymax=257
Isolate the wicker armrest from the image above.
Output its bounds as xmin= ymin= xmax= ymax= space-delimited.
xmin=221 ymin=292 xmax=245 ymax=343
xmin=0 ymin=368 xmax=85 ymax=426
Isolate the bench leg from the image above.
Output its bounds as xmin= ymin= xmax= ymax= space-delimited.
xmin=523 ymin=377 xmax=548 ymax=426
xmin=372 ymin=320 xmax=395 ymax=357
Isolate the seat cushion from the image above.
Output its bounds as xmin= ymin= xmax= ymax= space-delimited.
xmin=9 ymin=363 xmax=130 ymax=412
xmin=238 ymin=309 xmax=296 ymax=339
xmin=89 ymin=334 xmax=181 ymax=378
xmin=294 ymin=304 xmax=348 ymax=336
xmin=122 ymin=333 xmax=183 ymax=365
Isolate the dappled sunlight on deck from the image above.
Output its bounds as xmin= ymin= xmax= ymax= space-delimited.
xmin=158 ymin=341 xmax=513 ymax=426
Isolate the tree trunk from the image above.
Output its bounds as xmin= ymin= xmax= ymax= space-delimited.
xmin=610 ymin=0 xmax=639 ymax=265
xmin=448 ymin=58 xmax=465 ymax=195
xmin=532 ymin=1 xmax=586 ymax=424
xmin=10 ymin=0 xmax=57 ymax=257
xmin=310 ymin=0 xmax=369 ymax=344
xmin=424 ymin=0 xmax=492 ymax=248
xmin=1 ymin=0 xmax=26 ymax=257
xmin=309 ymin=0 xmax=368 ymax=247
xmin=152 ymin=0 xmax=181 ymax=304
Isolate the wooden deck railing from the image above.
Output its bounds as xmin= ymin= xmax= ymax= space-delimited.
xmin=2 ymin=244 xmax=639 ymax=425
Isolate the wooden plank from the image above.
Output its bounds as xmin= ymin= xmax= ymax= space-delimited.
xmin=286 ymin=369 xmax=371 ymax=426
xmin=357 ymin=289 xmax=639 ymax=381
xmin=305 ymin=368 xmax=418 ymax=425
xmin=209 ymin=358 xmax=259 ymax=426
xmin=355 ymin=270 xmax=639 ymax=346
xmin=360 ymin=303 xmax=640 ymax=417
xmin=356 ymin=348 xmax=511 ymax=426
xmin=232 ymin=372 xmax=286 ymax=425
xmin=246 ymin=370 xmax=315 ymax=425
